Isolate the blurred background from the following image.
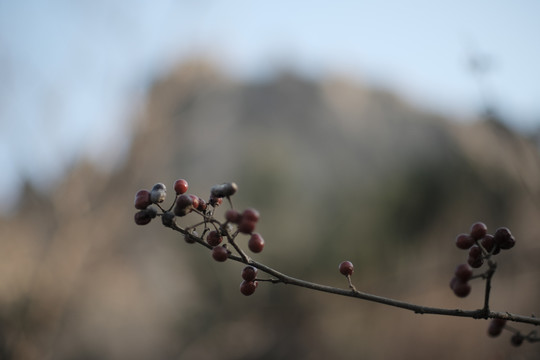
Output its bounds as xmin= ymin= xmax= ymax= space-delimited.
xmin=1 ymin=1 xmax=540 ymax=359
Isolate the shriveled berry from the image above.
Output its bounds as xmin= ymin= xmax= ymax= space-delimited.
xmin=209 ymin=196 xmax=223 ymax=207
xmin=145 ymin=205 xmax=158 ymax=219
xmin=238 ymin=219 xmax=256 ymax=234
xmin=240 ymin=280 xmax=258 ymax=296
xmin=241 ymin=266 xmax=258 ymax=281
xmin=470 ymin=222 xmax=488 ymax=240
xmin=134 ymin=189 xmax=152 ymax=210
xmin=454 ymin=263 xmax=473 ymax=281
xmin=242 ymin=208 xmax=260 ymax=223
xmin=455 ymin=233 xmax=475 ymax=250
xmin=339 ymin=261 xmax=354 ymax=276
xmin=248 ymin=233 xmax=265 ymax=253
xmin=225 ymin=209 xmax=242 ymax=224
xmin=161 ymin=211 xmax=175 ymax=227
xmin=173 ymin=179 xmax=189 ymax=195
xmin=511 ymin=333 xmax=524 ymax=346
xmin=134 ymin=210 xmax=152 ymax=225
xmin=212 ymin=246 xmax=229 ymax=262
xmin=174 ymin=194 xmax=193 ymax=216
xmin=150 ymin=183 xmax=167 ymax=203
xmin=494 ymin=227 xmax=515 ymax=250
xmin=206 ymin=230 xmax=223 ymax=247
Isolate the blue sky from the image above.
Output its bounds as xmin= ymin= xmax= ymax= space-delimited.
xmin=1 ymin=0 xmax=539 ymax=214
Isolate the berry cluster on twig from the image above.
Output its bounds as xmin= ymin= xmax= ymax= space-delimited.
xmin=133 ymin=179 xmax=540 ymax=345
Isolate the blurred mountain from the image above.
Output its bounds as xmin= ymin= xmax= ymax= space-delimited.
xmin=1 ymin=59 xmax=540 ymax=359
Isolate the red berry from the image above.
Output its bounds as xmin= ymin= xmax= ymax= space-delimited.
xmin=339 ymin=261 xmax=354 ymax=276
xmin=241 ymin=266 xmax=258 ymax=281
xmin=197 ymin=198 xmax=207 ymax=211
xmin=455 ymin=233 xmax=475 ymax=250
xmin=248 ymin=233 xmax=265 ymax=253
xmin=240 ymin=280 xmax=258 ymax=296
xmin=173 ymin=179 xmax=189 ymax=195
xmin=206 ymin=230 xmax=223 ymax=247
xmin=242 ymin=208 xmax=260 ymax=223
xmin=470 ymin=222 xmax=488 ymax=240
xmin=211 ymin=246 xmax=228 ymax=262
xmin=238 ymin=219 xmax=256 ymax=234
xmin=134 ymin=189 xmax=152 ymax=210
xmin=134 ymin=210 xmax=152 ymax=225
xmin=188 ymin=194 xmax=200 ymax=210
xmin=225 ymin=209 xmax=242 ymax=224
xmin=454 ymin=264 xmax=473 ymax=281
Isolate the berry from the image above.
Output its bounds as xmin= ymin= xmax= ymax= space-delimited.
xmin=248 ymin=233 xmax=265 ymax=253
xmin=174 ymin=194 xmax=193 ymax=216
xmin=494 ymin=227 xmax=515 ymax=250
xmin=161 ymin=211 xmax=175 ymax=227
xmin=242 ymin=208 xmax=260 ymax=223
xmin=188 ymin=194 xmax=200 ymax=210
xmin=134 ymin=210 xmax=152 ymax=225
xmin=210 ymin=182 xmax=238 ymax=198
xmin=450 ymin=277 xmax=471 ymax=297
xmin=241 ymin=266 xmax=258 ymax=281
xmin=212 ymin=246 xmax=229 ymax=262
xmin=511 ymin=333 xmax=524 ymax=347
xmin=238 ymin=219 xmax=256 ymax=234
xmin=480 ymin=234 xmax=497 ymax=254
xmin=209 ymin=196 xmax=223 ymax=207
xmin=173 ymin=179 xmax=189 ymax=195
xmin=487 ymin=318 xmax=506 ymax=337
xmin=240 ymin=280 xmax=258 ymax=296
xmin=225 ymin=209 xmax=242 ymax=224
xmin=197 ymin=198 xmax=207 ymax=211
xmin=454 ymin=264 xmax=473 ymax=281
xmin=339 ymin=261 xmax=354 ymax=276
xmin=468 ymin=245 xmax=482 ymax=258
xmin=455 ymin=233 xmax=475 ymax=250
xmin=150 ymin=183 xmax=167 ymax=203
xmin=134 ymin=189 xmax=152 ymax=210
xmin=467 ymin=256 xmax=484 ymax=269
xmin=206 ymin=230 xmax=223 ymax=247
xmin=470 ymin=222 xmax=488 ymax=240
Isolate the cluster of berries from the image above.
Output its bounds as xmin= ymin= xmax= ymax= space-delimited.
xmin=450 ymin=222 xmax=516 ymax=298
xmin=487 ymin=318 xmax=525 ymax=346
xmin=133 ymin=179 xmax=266 ymax=296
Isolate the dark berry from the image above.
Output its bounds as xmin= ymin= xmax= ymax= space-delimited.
xmin=134 ymin=210 xmax=152 ymax=225
xmin=134 ymin=189 xmax=152 ymax=210
xmin=455 ymin=234 xmax=475 ymax=250
xmin=469 ymin=245 xmax=482 ymax=259
xmin=206 ymin=230 xmax=223 ymax=247
xmin=161 ymin=211 xmax=175 ymax=227
xmin=225 ymin=209 xmax=242 ymax=224
xmin=210 ymin=182 xmax=238 ymax=198
xmin=470 ymin=222 xmax=488 ymax=240
xmin=494 ymin=227 xmax=515 ymax=250
xmin=209 ymin=196 xmax=223 ymax=207
xmin=173 ymin=179 xmax=189 ymax=195
xmin=212 ymin=246 xmax=229 ymax=262
xmin=450 ymin=277 xmax=471 ymax=297
xmin=511 ymin=333 xmax=524 ymax=347
xmin=454 ymin=264 xmax=473 ymax=281
xmin=238 ymin=219 xmax=256 ymax=234
xmin=339 ymin=261 xmax=354 ymax=276
xmin=467 ymin=256 xmax=484 ymax=268
xmin=241 ymin=266 xmax=258 ymax=281
xmin=242 ymin=208 xmax=260 ymax=223
xmin=240 ymin=280 xmax=258 ymax=296
xmin=197 ymin=198 xmax=207 ymax=211
xmin=480 ymin=234 xmax=496 ymax=253
xmin=174 ymin=194 xmax=193 ymax=216
xmin=487 ymin=318 xmax=506 ymax=337
xmin=248 ymin=233 xmax=265 ymax=253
